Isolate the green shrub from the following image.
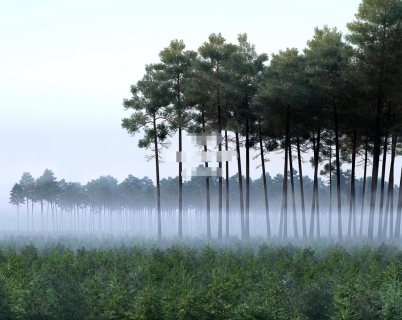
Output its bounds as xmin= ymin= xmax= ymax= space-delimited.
xmin=132 ymin=283 xmax=164 ymax=320
xmin=0 ymin=278 xmax=12 ymax=320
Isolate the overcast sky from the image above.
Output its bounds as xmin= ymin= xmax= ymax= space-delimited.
xmin=3 ymin=0 xmax=397 ymax=227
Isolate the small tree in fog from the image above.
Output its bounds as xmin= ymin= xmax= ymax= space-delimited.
xmin=19 ymin=172 xmax=35 ymax=232
xmin=9 ymin=183 xmax=25 ymax=231
xmin=36 ymin=169 xmax=59 ymax=232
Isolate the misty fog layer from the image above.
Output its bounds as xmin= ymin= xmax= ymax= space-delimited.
xmin=7 ymin=169 xmax=401 ymax=241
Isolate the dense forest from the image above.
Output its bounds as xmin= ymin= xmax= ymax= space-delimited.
xmin=1 ymin=236 xmax=402 ymax=319
xmin=7 ymin=169 xmax=401 ymax=239
xmin=10 ymin=0 xmax=402 ymax=242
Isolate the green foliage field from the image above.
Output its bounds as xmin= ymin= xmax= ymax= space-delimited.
xmin=1 ymin=235 xmax=402 ymax=319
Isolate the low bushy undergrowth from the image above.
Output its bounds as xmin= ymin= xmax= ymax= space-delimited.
xmin=1 ymin=234 xmax=402 ymax=319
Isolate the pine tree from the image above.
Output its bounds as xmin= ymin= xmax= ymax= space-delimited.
xmin=153 ymin=40 xmax=197 ymax=238
xmin=19 ymin=172 xmax=35 ymax=232
xmin=122 ymin=64 xmax=172 ymax=240
xmin=9 ymin=183 xmax=25 ymax=231
xmin=196 ymin=33 xmax=237 ymax=240
xmin=304 ymin=26 xmax=353 ymax=241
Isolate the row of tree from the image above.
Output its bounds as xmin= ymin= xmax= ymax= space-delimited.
xmin=9 ymin=169 xmax=399 ymax=236
xmin=121 ymin=0 xmax=402 ymax=241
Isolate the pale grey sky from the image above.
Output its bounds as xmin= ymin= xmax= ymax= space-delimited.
xmin=3 ymin=0 xmax=395 ymax=227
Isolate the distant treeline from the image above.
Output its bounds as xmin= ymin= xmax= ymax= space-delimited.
xmin=8 ymin=168 xmax=400 ymax=236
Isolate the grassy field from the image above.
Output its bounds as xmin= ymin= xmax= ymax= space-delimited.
xmin=1 ymin=234 xmax=402 ymax=319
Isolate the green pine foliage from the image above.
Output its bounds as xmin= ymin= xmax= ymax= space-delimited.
xmin=1 ymin=236 xmax=402 ymax=319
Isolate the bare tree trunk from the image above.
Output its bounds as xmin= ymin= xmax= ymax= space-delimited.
xmin=225 ymin=130 xmax=230 ymax=239
xmin=55 ymin=203 xmax=58 ymax=232
xmin=394 ymin=167 xmax=402 ymax=239
xmin=378 ymin=107 xmax=390 ymax=238
xmin=177 ymin=75 xmax=183 ymax=239
xmin=245 ymin=91 xmax=250 ymax=239
xmin=202 ymin=110 xmax=211 ymax=241
xmin=153 ymin=111 xmax=162 ymax=240
xmin=389 ymin=171 xmax=395 ymax=240
xmin=297 ymin=137 xmax=307 ymax=238
xmin=52 ymin=202 xmax=55 ymax=233
xmin=236 ymin=131 xmax=245 ymax=239
xmin=289 ymin=143 xmax=298 ymax=238
xmin=99 ymin=206 xmax=102 ymax=232
xmin=31 ymin=199 xmax=34 ymax=232
xmin=259 ymin=119 xmax=271 ymax=238
xmin=279 ymin=143 xmax=288 ymax=239
xmin=368 ymin=96 xmax=383 ymax=240
xmin=178 ymin=125 xmax=183 ymax=239
xmin=309 ymin=132 xmax=316 ymax=239
xmin=310 ymin=129 xmax=321 ymax=238
xmin=40 ymin=200 xmax=44 ymax=232
xmin=217 ymin=84 xmax=223 ymax=241
xmin=329 ymin=144 xmax=333 ymax=238
xmin=348 ymin=129 xmax=357 ymax=238
xmin=359 ymin=137 xmax=369 ymax=237
xmin=334 ymin=97 xmax=342 ymax=242
xmin=383 ymin=134 xmax=396 ymax=238
xmin=83 ymin=206 xmax=86 ymax=232
xmin=26 ymin=197 xmax=29 ymax=232
xmin=316 ymin=131 xmax=321 ymax=238
xmin=280 ymin=106 xmax=290 ymax=239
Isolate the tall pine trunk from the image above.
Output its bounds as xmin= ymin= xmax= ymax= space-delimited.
xmin=334 ymin=98 xmax=342 ymax=242
xmin=309 ymin=129 xmax=321 ymax=238
xmin=377 ymin=135 xmax=388 ymax=239
xmin=178 ymin=76 xmax=183 ymax=239
xmin=359 ymin=137 xmax=369 ymax=237
xmin=225 ymin=130 xmax=230 ymax=239
xmin=259 ymin=119 xmax=271 ymax=238
xmin=280 ymin=105 xmax=290 ymax=239
xmin=245 ymin=91 xmax=250 ymax=239
xmin=297 ymin=137 xmax=307 ymax=238
xmin=348 ymin=129 xmax=357 ymax=238
xmin=202 ymin=110 xmax=211 ymax=240
xmin=236 ymin=131 xmax=245 ymax=239
xmin=217 ymin=67 xmax=223 ymax=241
xmin=368 ymin=96 xmax=383 ymax=240
xmin=289 ymin=143 xmax=298 ymax=238
xmin=329 ymin=144 xmax=333 ymax=238
xmin=52 ymin=202 xmax=55 ymax=233
xmin=383 ymin=134 xmax=396 ymax=238
xmin=47 ymin=202 xmax=49 ymax=232
xmin=26 ymin=197 xmax=29 ymax=232
xmin=378 ymin=107 xmax=391 ymax=238
xmin=178 ymin=126 xmax=183 ymax=238
xmin=41 ymin=200 xmax=44 ymax=232
xmin=394 ymin=168 xmax=402 ymax=239
xmin=31 ymin=199 xmax=34 ymax=232
xmin=279 ymin=142 xmax=288 ymax=239
xmin=153 ymin=111 xmax=162 ymax=240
